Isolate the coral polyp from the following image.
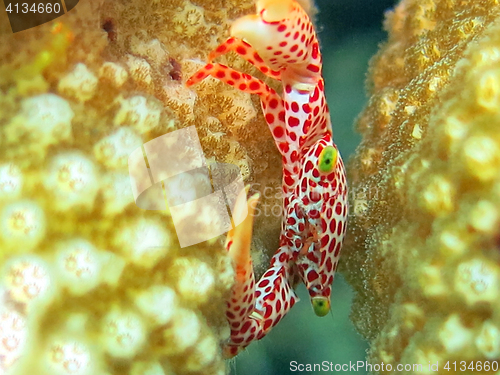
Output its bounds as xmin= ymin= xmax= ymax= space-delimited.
xmin=44 ymin=339 xmax=95 ymax=375
xmin=1 ymin=201 xmax=46 ymax=252
xmin=0 ymin=309 xmax=28 ymax=369
xmin=44 ymin=152 xmax=100 ymax=211
xmin=5 ymin=94 xmax=74 ymax=153
xmin=3 ymin=256 xmax=54 ymax=310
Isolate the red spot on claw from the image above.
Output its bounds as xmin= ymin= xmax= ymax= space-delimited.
xmin=279 ymin=142 xmax=289 ymax=153
xmin=307 ymin=270 xmax=319 ymax=283
xmin=288 ymin=117 xmax=300 ymax=127
xmin=249 ymin=81 xmax=260 ymax=91
xmin=307 ymin=64 xmax=320 ymax=73
xmin=273 ymin=126 xmax=284 ymax=138
xmin=266 ymin=113 xmax=275 ymax=124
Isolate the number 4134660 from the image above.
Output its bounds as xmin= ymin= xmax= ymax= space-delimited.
xmin=5 ymin=2 xmax=62 ymax=13
xmin=444 ymin=361 xmax=498 ymax=372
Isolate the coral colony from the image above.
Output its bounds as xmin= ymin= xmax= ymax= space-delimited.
xmin=344 ymin=0 xmax=500 ymax=369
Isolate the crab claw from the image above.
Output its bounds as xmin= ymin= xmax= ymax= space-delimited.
xmin=225 ymin=186 xmax=260 ymax=282
xmin=256 ymin=0 xmax=294 ymax=22
xmin=223 ymin=187 xmax=261 ymax=358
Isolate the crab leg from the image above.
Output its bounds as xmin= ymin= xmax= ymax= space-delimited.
xmin=224 ymin=189 xmax=298 ymax=358
xmin=187 ymin=63 xmax=288 ymax=148
xmin=208 ymin=37 xmax=281 ymax=80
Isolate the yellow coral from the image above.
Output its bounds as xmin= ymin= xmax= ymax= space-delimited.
xmin=0 ymin=0 xmax=283 ymax=373
xmin=344 ymin=0 xmax=500 ymax=371
xmin=58 ymin=63 xmax=99 ymax=102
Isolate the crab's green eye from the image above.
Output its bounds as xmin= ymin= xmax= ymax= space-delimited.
xmin=318 ymin=146 xmax=337 ymax=174
xmin=311 ymin=297 xmax=330 ymax=317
